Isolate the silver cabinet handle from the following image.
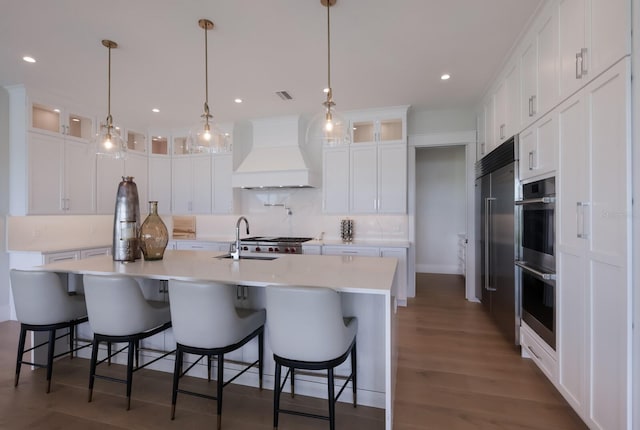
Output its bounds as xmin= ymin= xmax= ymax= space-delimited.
xmin=500 ymin=124 xmax=506 ymax=139
xmin=576 ymin=201 xmax=589 ymax=239
xmin=528 ymin=97 xmax=533 ymax=117
xmin=576 ymin=52 xmax=582 ymax=79
xmin=580 ymin=48 xmax=588 ymax=76
xmin=531 ymin=95 xmax=537 ymax=116
xmin=484 ymin=197 xmax=497 ymax=292
xmin=528 ymin=150 xmax=534 ymax=170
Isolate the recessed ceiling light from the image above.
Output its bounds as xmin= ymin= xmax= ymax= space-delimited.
xmin=152 ymin=108 xmax=160 ymax=113
xmin=441 ymin=74 xmax=451 ymax=80
xmin=22 ymin=56 xmax=36 ymax=63
xmin=71 ymin=118 xmax=80 ymax=122
xmin=53 ymin=108 xmax=61 ymax=113
xmin=234 ymin=98 xmax=242 ymax=104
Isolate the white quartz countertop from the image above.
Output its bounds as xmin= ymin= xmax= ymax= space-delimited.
xmin=37 ymin=250 xmax=397 ymax=295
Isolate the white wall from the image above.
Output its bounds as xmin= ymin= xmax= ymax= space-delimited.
xmin=0 ymin=87 xmax=11 ymax=320
xmin=415 ymin=146 xmax=466 ymax=274
xmin=408 ymin=108 xmax=476 ymax=135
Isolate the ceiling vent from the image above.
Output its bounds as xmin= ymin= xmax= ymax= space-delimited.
xmin=275 ymin=90 xmax=293 ymax=101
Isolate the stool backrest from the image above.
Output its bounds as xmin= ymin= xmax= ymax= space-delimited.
xmin=83 ymin=274 xmax=156 ymax=336
xmin=10 ymin=269 xmax=83 ymax=325
xmin=168 ymin=280 xmax=244 ymax=348
xmin=265 ymin=285 xmax=355 ymax=362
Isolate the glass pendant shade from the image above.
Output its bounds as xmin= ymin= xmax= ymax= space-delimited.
xmin=96 ymin=120 xmax=127 ymax=159
xmin=306 ymin=106 xmax=350 ymax=146
xmin=187 ymin=116 xmax=231 ymax=154
xmin=139 ymin=201 xmax=169 ymax=261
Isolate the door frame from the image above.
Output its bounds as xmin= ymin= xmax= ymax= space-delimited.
xmin=408 ymin=131 xmax=477 ymax=301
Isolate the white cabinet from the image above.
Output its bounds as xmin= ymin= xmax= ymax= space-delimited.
xmin=350 ymin=143 xmax=406 ymax=214
xmin=483 ymin=97 xmax=495 ymax=155
xmin=175 ymin=241 xmax=229 ymax=252
xmin=322 ymin=146 xmax=350 ymax=214
xmin=172 ymin=155 xmax=212 ymax=214
xmin=30 ymin=101 xmax=94 ymax=142
xmin=301 ymin=245 xmax=322 ymax=255
xmin=212 ymin=154 xmax=233 ymax=214
xmin=96 ymin=152 xmax=148 ymax=214
xmin=520 ymin=5 xmax=558 ymax=128
xmin=148 ymin=156 xmax=172 ymax=215
xmin=322 ymin=245 xmax=380 ymax=257
xmin=556 ymin=59 xmax=631 ymax=430
xmin=519 ymin=110 xmax=557 ymax=182
xmin=557 ymin=0 xmax=631 ymax=99
xmin=493 ymin=62 xmax=520 ymax=146
xmin=380 ymin=247 xmax=407 ymax=304
xmin=351 ymin=115 xmax=404 ymax=145
xmin=28 ymin=132 xmax=95 ymax=214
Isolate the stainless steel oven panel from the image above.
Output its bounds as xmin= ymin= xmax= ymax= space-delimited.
xmin=519 ymin=267 xmax=556 ymax=350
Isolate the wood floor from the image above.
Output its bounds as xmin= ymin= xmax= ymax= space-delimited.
xmin=0 ymin=273 xmax=586 ymax=429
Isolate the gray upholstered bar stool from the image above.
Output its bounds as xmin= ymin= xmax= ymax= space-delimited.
xmin=83 ymin=274 xmax=173 ymax=410
xmin=10 ymin=269 xmax=89 ymax=393
xmin=265 ymin=285 xmax=357 ymax=430
xmin=168 ymin=280 xmax=265 ymax=430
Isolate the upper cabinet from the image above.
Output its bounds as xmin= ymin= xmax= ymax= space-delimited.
xmin=323 ymin=106 xmax=408 ymax=215
xmin=519 ymin=5 xmax=558 ymax=128
xmin=30 ymin=101 xmax=94 ymax=143
xmin=557 ymin=0 xmax=631 ymax=100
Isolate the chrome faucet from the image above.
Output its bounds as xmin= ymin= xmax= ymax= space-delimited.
xmin=230 ymin=216 xmax=250 ymax=260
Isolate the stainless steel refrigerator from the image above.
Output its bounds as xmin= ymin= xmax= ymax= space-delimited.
xmin=474 ymin=136 xmax=520 ymax=345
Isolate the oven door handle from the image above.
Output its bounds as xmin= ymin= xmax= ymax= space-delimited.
xmin=515 ymin=260 xmax=556 ymax=281
xmin=515 ymin=197 xmax=556 ymax=205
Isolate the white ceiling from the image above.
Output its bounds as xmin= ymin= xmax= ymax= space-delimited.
xmin=0 ymin=0 xmax=542 ymax=131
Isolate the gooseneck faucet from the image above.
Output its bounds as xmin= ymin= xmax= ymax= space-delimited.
xmin=231 ymin=216 xmax=250 ymax=260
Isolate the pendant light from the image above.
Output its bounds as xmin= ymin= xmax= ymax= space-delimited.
xmin=306 ymin=0 xmax=350 ymax=147
xmin=95 ymin=40 xmax=127 ymax=159
xmin=188 ymin=19 xmax=229 ymax=154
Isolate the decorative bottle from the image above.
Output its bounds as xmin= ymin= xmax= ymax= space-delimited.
xmin=113 ymin=176 xmax=141 ymax=261
xmin=139 ymin=201 xmax=169 ymax=261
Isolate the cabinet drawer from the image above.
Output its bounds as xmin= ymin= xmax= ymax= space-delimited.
xmin=520 ymin=322 xmax=557 ymax=383
xmin=322 ymin=246 xmax=379 ymax=257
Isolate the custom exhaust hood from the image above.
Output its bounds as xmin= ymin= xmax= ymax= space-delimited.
xmin=232 ymin=115 xmax=320 ymax=189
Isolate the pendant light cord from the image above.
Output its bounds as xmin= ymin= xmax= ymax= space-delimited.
xmin=204 ymin=23 xmax=209 ymax=112
xmin=107 ymin=44 xmax=112 ymax=126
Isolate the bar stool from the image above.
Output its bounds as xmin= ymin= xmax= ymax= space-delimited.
xmin=10 ymin=269 xmax=89 ymax=393
xmin=265 ymin=285 xmax=357 ymax=430
xmin=83 ymin=274 xmax=173 ymax=410
xmin=168 ymin=280 xmax=265 ymax=430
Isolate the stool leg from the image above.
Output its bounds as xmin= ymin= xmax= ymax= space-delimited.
xmin=258 ymin=330 xmax=264 ymax=390
xmin=126 ymin=340 xmax=135 ymax=410
xmin=171 ymin=347 xmax=183 ymax=420
xmin=273 ymin=362 xmax=282 ymax=430
xmin=328 ymin=368 xmax=336 ymax=430
xmin=290 ymin=367 xmax=295 ymax=398
xmin=69 ymin=323 xmax=75 ymax=359
xmin=88 ymin=338 xmax=99 ymax=402
xmin=207 ymin=354 xmax=212 ymax=382
xmin=46 ymin=328 xmax=56 ymax=393
xmin=351 ymin=341 xmax=357 ymax=407
xmin=107 ymin=342 xmax=112 ymax=366
xmin=15 ymin=325 xmax=27 ymax=387
xmin=216 ymin=354 xmax=224 ymax=430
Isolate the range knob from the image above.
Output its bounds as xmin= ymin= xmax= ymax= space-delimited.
xmin=242 ymin=246 xmax=249 ymax=251
xmin=274 ymin=247 xmax=279 ymax=253
xmin=290 ymin=248 xmax=298 ymax=254
xmin=255 ymin=247 xmax=261 ymax=252
xmin=268 ymin=247 xmax=274 ymax=252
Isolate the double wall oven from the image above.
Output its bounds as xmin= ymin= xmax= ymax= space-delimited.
xmin=515 ymin=177 xmax=556 ymax=349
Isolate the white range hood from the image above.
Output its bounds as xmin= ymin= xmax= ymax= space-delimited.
xmin=232 ymin=115 xmax=320 ymax=189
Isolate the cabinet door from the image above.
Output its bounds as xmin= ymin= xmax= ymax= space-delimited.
xmin=557 ymin=92 xmax=588 ymax=413
xmin=521 ymin=112 xmax=557 ymax=182
xmin=349 ymin=145 xmax=377 ymax=213
xmin=149 ymin=157 xmax=172 ymax=215
xmin=125 ymin=153 xmax=148 ymax=214
xmin=520 ymin=39 xmax=537 ymax=125
xmin=28 ymin=133 xmax=64 ymax=214
xmin=494 ymin=80 xmax=507 ymax=144
xmin=377 ymin=118 xmax=403 ymax=144
xmin=483 ymin=97 xmax=495 ymax=153
xmin=96 ymin=157 xmax=124 ymax=214
xmin=585 ymin=60 xmax=630 ymax=430
xmin=518 ymin=126 xmax=537 ymax=181
xmin=212 ymin=154 xmax=233 ymax=214
xmin=377 ymin=143 xmax=406 ymax=214
xmin=64 ymin=140 xmax=96 ymax=214
xmin=505 ymin=62 xmax=521 ymax=138
xmin=590 ymin=0 xmax=630 ymax=80
xmin=191 ymin=156 xmax=212 ymax=214
xmin=323 ymin=147 xmax=349 ymax=214
xmin=536 ymin=12 xmax=558 ymax=118
xmin=322 ymin=246 xmax=379 ymax=257
xmin=171 ymin=157 xmax=192 ymax=214
xmin=558 ymin=0 xmax=587 ymax=99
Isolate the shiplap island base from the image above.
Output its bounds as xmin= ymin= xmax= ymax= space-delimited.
xmin=35 ymin=250 xmax=399 ymax=429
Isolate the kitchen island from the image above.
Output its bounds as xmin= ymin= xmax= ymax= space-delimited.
xmin=36 ymin=250 xmax=399 ymax=430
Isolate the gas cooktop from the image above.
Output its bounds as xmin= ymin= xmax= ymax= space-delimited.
xmin=241 ymin=237 xmax=313 ymax=243
xmin=239 ymin=237 xmax=313 ymax=254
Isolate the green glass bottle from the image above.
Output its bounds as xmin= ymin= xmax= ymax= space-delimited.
xmin=139 ymin=201 xmax=169 ymax=261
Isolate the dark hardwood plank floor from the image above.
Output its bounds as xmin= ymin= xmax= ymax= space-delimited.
xmin=0 ymin=273 xmax=586 ymax=429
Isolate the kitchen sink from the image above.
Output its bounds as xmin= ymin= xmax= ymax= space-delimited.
xmin=216 ymin=254 xmax=279 ymax=261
